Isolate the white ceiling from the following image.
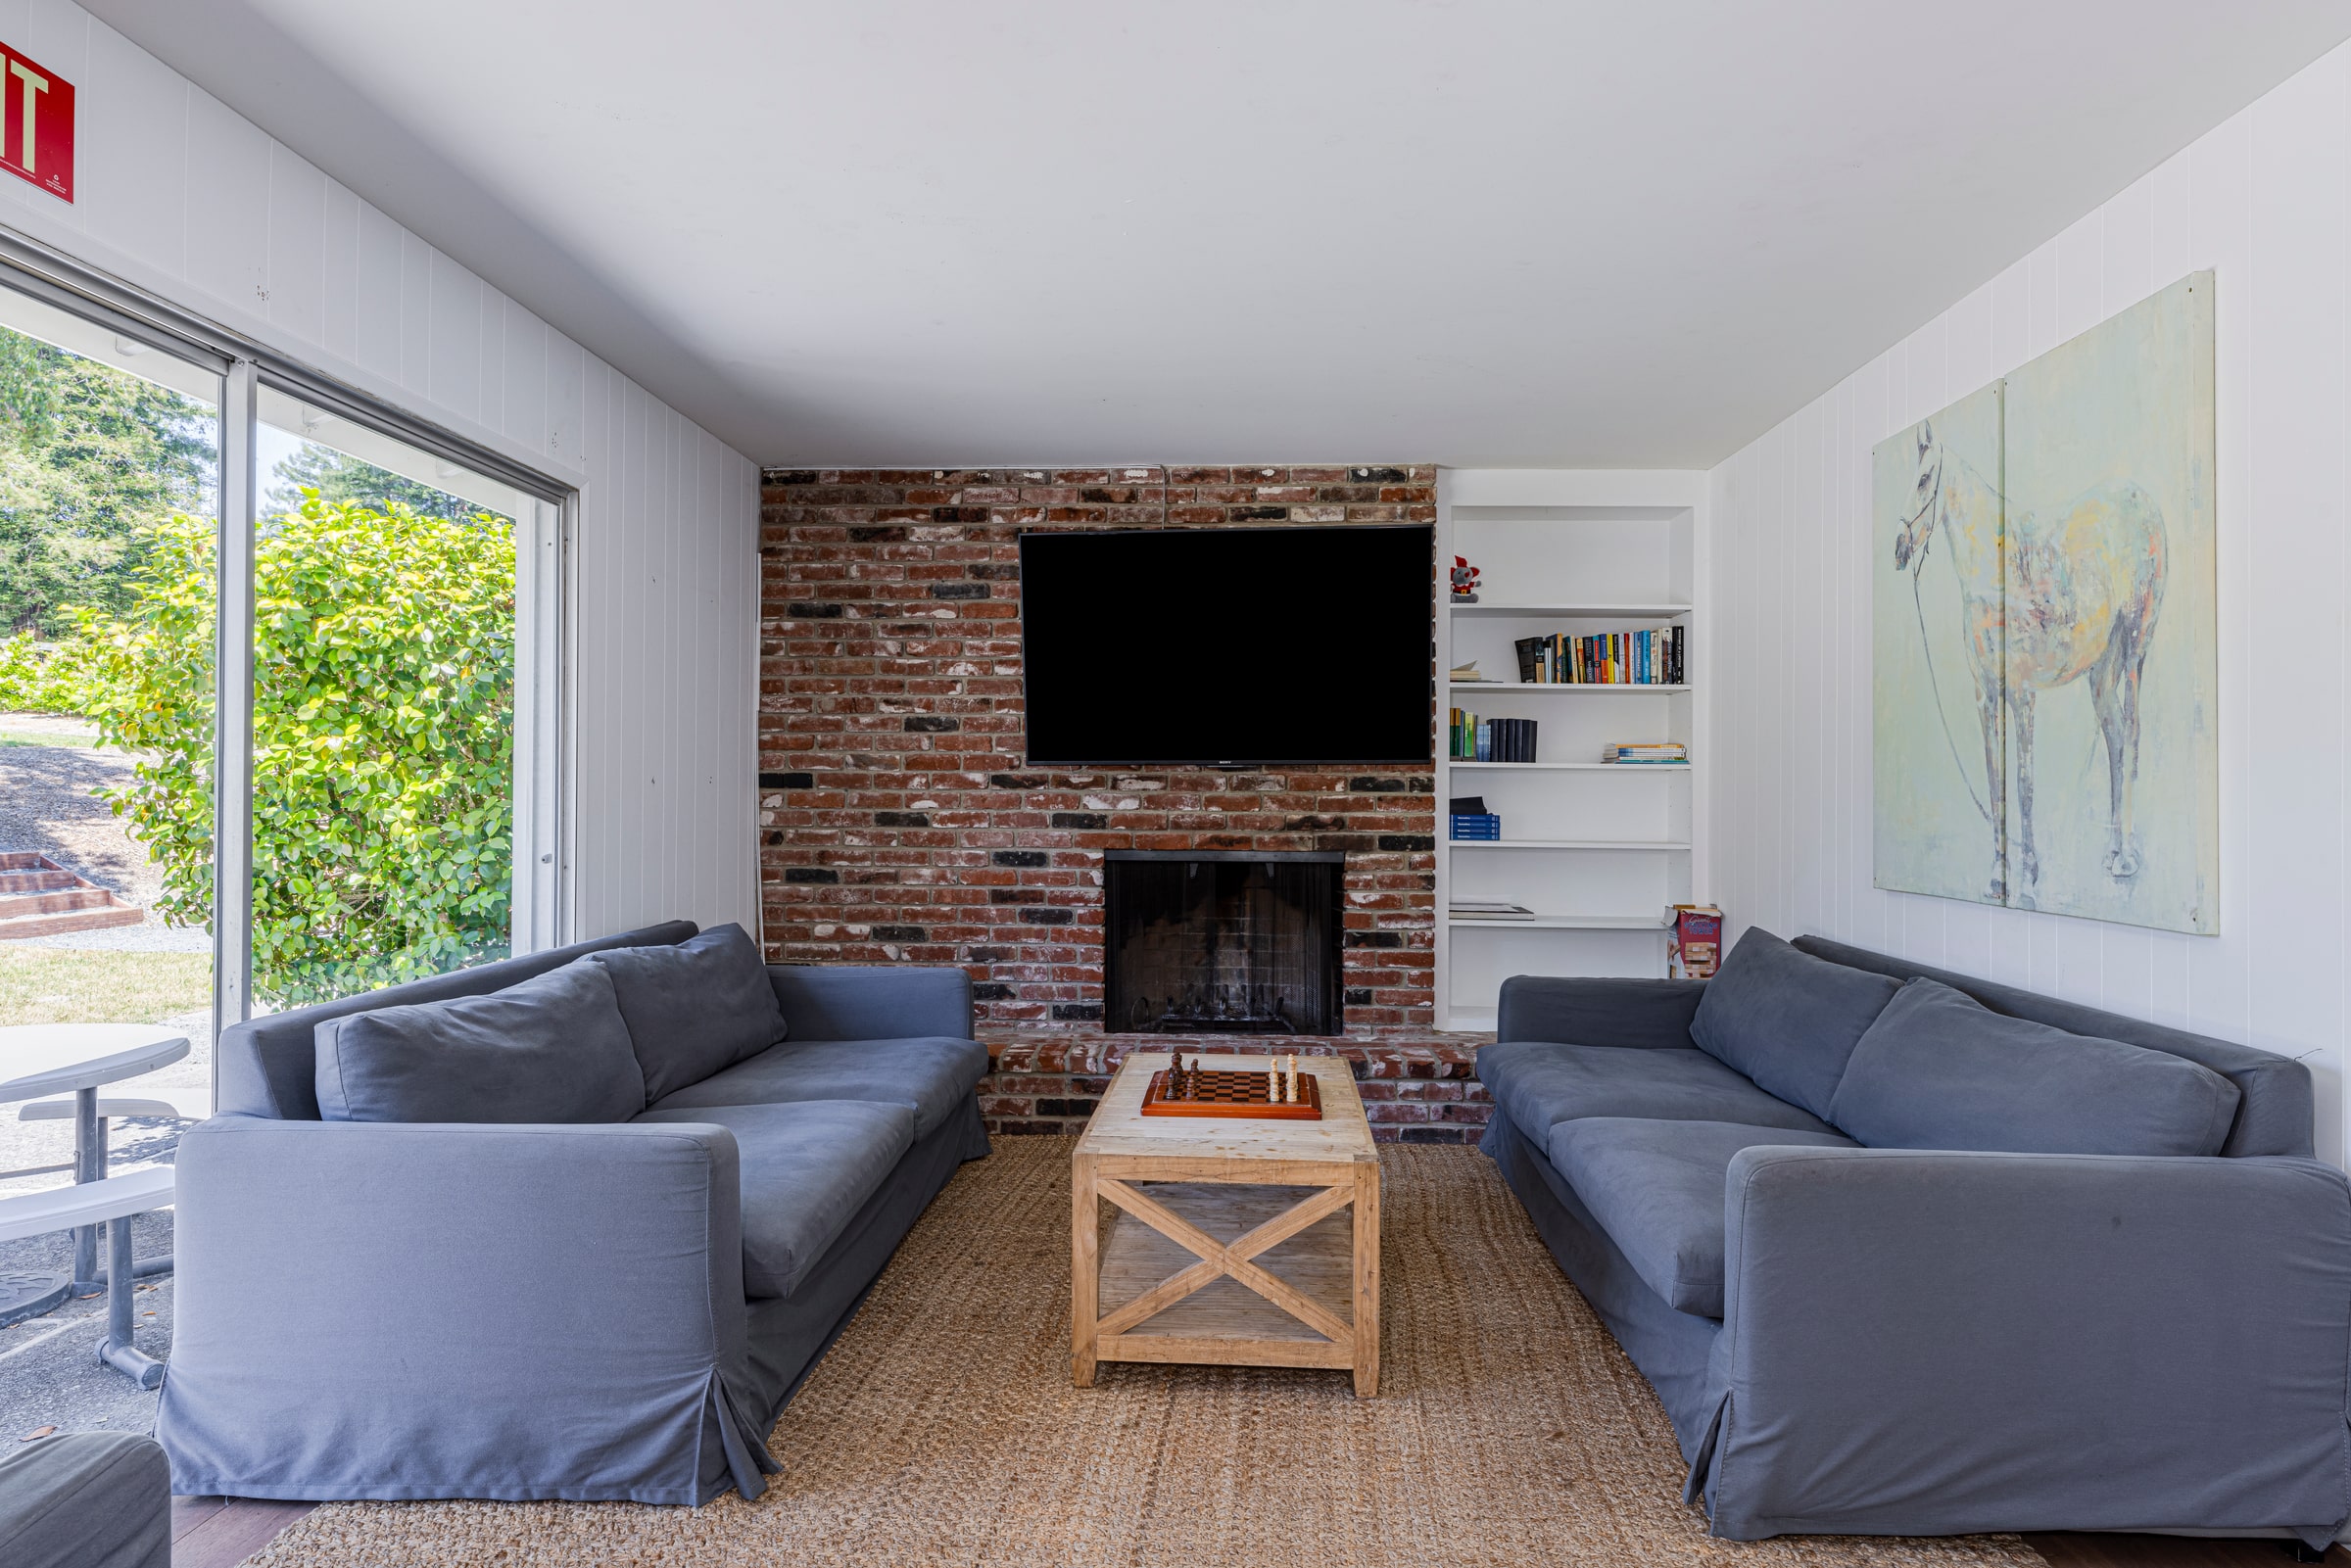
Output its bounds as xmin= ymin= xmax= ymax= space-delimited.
xmin=85 ymin=2 xmax=2351 ymax=469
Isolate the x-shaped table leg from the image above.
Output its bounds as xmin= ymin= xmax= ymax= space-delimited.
xmin=1091 ymin=1178 xmax=1357 ymax=1342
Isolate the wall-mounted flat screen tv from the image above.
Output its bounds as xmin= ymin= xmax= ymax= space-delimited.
xmin=1019 ymin=524 xmax=1433 ymax=766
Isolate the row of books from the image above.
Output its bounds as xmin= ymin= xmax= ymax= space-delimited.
xmin=1604 ymin=741 xmax=1689 ymax=765
xmin=1448 ymin=711 xmax=1537 ymax=762
xmin=1514 ymin=626 xmax=1686 ymax=685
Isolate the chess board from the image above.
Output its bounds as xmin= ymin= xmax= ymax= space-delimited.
xmin=1138 ymin=1068 xmax=1323 ymax=1120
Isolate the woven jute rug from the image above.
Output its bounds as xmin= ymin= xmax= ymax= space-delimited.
xmin=252 ymin=1138 xmax=2039 ymax=1567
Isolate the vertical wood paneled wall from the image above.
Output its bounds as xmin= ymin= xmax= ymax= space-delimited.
xmin=1707 ymin=39 xmax=2351 ymax=1165
xmin=0 ymin=0 xmax=759 ymax=942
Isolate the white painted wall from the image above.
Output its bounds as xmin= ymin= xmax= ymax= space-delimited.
xmin=0 ymin=0 xmax=759 ymax=942
xmin=1707 ymin=38 xmax=2350 ymax=1165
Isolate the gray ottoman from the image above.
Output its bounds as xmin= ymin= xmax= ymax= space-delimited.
xmin=0 ymin=1430 xmax=171 ymax=1568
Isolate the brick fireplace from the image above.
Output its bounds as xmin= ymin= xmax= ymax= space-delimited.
xmin=756 ymin=465 xmax=1490 ymax=1140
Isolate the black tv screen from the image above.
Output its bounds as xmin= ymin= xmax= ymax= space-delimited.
xmin=1020 ymin=525 xmax=1433 ymax=766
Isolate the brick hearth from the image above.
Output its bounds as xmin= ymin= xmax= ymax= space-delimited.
xmin=980 ymin=1028 xmax=1496 ymax=1143
xmin=757 ymin=465 xmax=1485 ymax=1139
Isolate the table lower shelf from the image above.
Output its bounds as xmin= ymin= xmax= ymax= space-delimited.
xmin=1075 ymin=1170 xmax=1378 ymax=1395
xmin=1097 ymin=1182 xmax=1354 ymax=1348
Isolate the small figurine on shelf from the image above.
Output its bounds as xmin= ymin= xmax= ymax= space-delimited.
xmin=1450 ymin=555 xmax=1480 ymax=603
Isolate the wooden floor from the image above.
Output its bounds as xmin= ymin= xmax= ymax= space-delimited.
xmin=163 ymin=1498 xmax=2343 ymax=1567
xmin=169 ymin=1496 xmax=314 ymax=1568
xmin=2027 ymin=1534 xmax=2342 ymax=1566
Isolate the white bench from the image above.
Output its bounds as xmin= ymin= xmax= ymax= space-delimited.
xmin=0 ymin=1166 xmax=174 ymax=1387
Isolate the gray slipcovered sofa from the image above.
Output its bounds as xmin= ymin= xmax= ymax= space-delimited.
xmin=157 ymin=921 xmax=990 ymax=1504
xmin=0 ymin=1431 xmax=170 ymax=1568
xmin=1478 ymin=927 xmax=2351 ymax=1547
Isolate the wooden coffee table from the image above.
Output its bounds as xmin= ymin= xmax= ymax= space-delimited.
xmin=1072 ymin=1051 xmax=1381 ymax=1397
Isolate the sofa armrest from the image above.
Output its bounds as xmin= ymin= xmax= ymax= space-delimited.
xmin=158 ymin=1115 xmax=769 ymax=1501
xmin=1700 ymin=1146 xmax=2351 ymax=1543
xmin=1495 ymin=975 xmax=1705 ymax=1048
xmin=767 ymin=963 xmax=973 ymax=1041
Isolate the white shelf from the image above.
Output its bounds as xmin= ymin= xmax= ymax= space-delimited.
xmin=1450 ymin=682 xmax=1689 ymax=694
xmin=1450 ymin=601 xmax=1692 ymax=619
xmin=1437 ymin=467 xmax=1708 ymax=1020
xmin=1448 ymin=913 xmax=1670 ymax=930
xmin=1447 ymin=760 xmax=1691 ymax=771
xmin=1449 ymin=838 xmax=1692 ymax=851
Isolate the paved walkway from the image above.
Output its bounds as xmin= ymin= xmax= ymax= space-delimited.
xmin=0 ymin=718 xmax=198 ymax=1441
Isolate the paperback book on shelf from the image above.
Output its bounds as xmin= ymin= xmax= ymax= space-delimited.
xmin=1512 ymin=625 xmax=1686 ymax=685
xmin=1450 ymin=899 xmax=1535 ymax=921
xmin=1448 ymin=710 xmax=1538 ymax=762
xmin=1603 ymin=741 xmax=1689 ymax=765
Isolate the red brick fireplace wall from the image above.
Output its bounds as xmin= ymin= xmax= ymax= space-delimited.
xmin=757 ymin=465 xmax=1486 ymax=1140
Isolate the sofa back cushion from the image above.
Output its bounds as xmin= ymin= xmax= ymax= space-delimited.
xmin=587 ymin=923 xmax=789 ymax=1102
xmin=314 ymin=960 xmax=646 ymax=1123
xmin=1688 ymin=927 xmax=1900 ymax=1119
xmin=1828 ymin=977 xmax=2241 ymax=1156
xmin=217 ymin=920 xmax=699 ymax=1120
xmin=1793 ymin=932 xmax=2309 ymax=1159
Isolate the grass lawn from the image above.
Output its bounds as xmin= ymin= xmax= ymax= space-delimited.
xmin=0 ymin=947 xmax=209 ymax=1025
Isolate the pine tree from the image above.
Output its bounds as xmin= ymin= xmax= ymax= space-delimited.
xmin=264 ymin=443 xmax=501 ymax=527
xmin=0 ymin=327 xmax=215 ymax=636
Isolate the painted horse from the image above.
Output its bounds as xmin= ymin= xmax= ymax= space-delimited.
xmin=1892 ymin=419 xmax=2167 ymax=902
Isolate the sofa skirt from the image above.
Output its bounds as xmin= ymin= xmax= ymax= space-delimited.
xmin=1479 ymin=1114 xmax=1723 ymax=1460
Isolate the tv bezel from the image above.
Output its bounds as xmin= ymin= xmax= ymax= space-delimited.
xmin=1015 ymin=522 xmax=1435 ymax=768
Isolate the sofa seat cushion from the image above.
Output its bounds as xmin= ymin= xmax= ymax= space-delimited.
xmin=648 ymin=1036 xmax=989 ymax=1140
xmin=1545 ymin=1117 xmax=1857 ymax=1318
xmin=635 ymin=1100 xmax=915 ymax=1300
xmin=1477 ymin=1039 xmax=1838 ymax=1146
xmin=1829 ymin=977 xmax=2242 ymax=1156
xmin=588 ymin=923 xmax=789 ymax=1103
xmin=314 ymin=959 xmax=645 ymax=1124
xmin=1689 ymin=927 xmax=1902 ymax=1120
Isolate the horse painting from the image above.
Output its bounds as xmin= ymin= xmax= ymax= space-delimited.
xmin=1873 ymin=270 xmax=2215 ymax=934
xmin=1891 ymin=417 xmax=2167 ymax=906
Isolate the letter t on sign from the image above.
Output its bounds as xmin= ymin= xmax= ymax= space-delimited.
xmin=0 ymin=42 xmax=72 ymax=202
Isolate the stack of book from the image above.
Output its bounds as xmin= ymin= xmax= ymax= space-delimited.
xmin=1449 ymin=813 xmax=1502 ymax=840
xmin=1513 ymin=627 xmax=1685 ymax=685
xmin=1602 ymin=741 xmax=1689 ymax=765
xmin=1449 ymin=710 xmax=1538 ymax=761
xmin=1450 ymin=899 xmax=1534 ymax=922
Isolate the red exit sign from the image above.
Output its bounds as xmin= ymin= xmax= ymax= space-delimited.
xmin=0 ymin=42 xmax=71 ymax=202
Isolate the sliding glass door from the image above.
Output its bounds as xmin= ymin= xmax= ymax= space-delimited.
xmin=0 ymin=256 xmax=566 ymax=1090
xmin=244 ymin=389 xmax=554 ymax=1010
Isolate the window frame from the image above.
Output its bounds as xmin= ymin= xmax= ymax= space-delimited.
xmin=0 ymin=227 xmax=577 ymax=1059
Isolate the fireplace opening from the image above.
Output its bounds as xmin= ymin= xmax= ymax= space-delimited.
xmin=1103 ymin=850 xmax=1344 ymax=1035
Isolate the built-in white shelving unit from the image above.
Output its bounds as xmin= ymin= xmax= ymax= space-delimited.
xmin=1450 ymin=682 xmax=1691 ymax=694
xmin=1434 ymin=469 xmax=1709 ymax=1032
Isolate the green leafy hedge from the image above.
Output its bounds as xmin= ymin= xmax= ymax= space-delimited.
xmin=0 ymin=629 xmax=98 ymax=712
xmin=71 ymin=494 xmax=515 ymax=1005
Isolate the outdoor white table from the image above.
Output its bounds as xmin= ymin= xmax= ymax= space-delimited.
xmin=0 ymin=1024 xmax=190 ymax=1335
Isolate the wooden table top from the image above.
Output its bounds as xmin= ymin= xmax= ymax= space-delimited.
xmin=1074 ymin=1052 xmax=1377 ymax=1166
